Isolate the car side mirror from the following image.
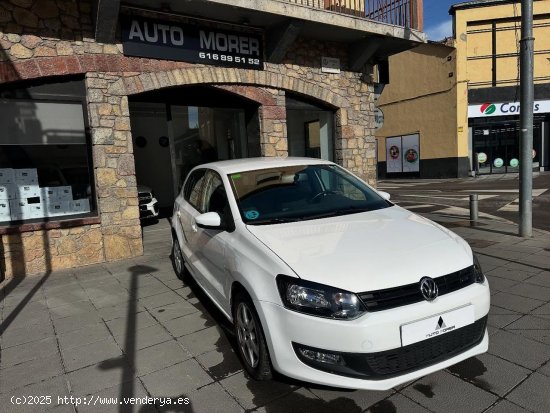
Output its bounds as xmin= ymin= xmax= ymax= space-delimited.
xmin=195 ymin=212 xmax=222 ymax=230
xmin=378 ymin=191 xmax=391 ymax=201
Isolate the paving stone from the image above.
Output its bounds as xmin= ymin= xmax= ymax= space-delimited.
xmin=89 ymin=293 xmax=132 ymax=309
xmin=506 ymin=314 xmax=550 ymax=330
xmin=106 ymin=311 xmax=157 ymax=336
xmin=140 ymin=359 xmax=212 ymax=397
xmin=162 ymin=311 xmax=215 ymax=337
xmin=3 ymin=307 xmax=52 ymax=330
xmin=502 ymin=283 xmax=550 ymax=302
xmin=506 ymin=373 xmax=550 ymax=413
xmin=45 ymin=286 xmax=89 ymax=307
xmin=526 ymin=271 xmax=550 ymax=288
xmin=219 ymin=371 xmax=297 ymax=410
xmin=67 ymin=359 xmax=134 ymax=396
xmin=97 ymin=302 xmax=146 ymax=322
xmin=112 ymin=323 xmax=172 ymax=351
xmin=196 ymin=347 xmax=243 ymax=381
xmin=485 ymin=268 xmax=535 ymax=282
xmin=491 ymin=292 xmax=544 ymax=313
xmin=308 ymin=386 xmax=392 ymax=411
xmin=2 ymin=320 xmax=55 ymax=348
xmin=138 ymin=291 xmax=182 ymax=309
xmin=52 ymin=313 xmax=104 ymax=335
xmin=133 ymin=340 xmax=191 ymax=376
xmin=57 ymin=323 xmax=111 ymax=351
xmin=401 ymin=370 xmax=497 ymax=413
xmin=177 ymin=326 xmax=231 ymax=356
xmin=489 ymin=329 xmax=550 ymax=370
xmin=487 ymin=313 xmax=522 ymax=329
xmin=1 ymin=336 xmax=59 ymax=369
xmin=148 ymin=300 xmax=198 ymax=322
xmin=0 ymin=376 xmax=70 ymax=412
xmin=486 ymin=276 xmax=518 ymax=292
xmin=485 ymin=399 xmax=531 ymax=413
xmin=0 ymin=354 xmax=64 ymax=393
xmin=365 ymin=393 xmax=432 ymax=413
xmin=174 ymin=286 xmax=200 ymax=304
xmin=185 ymin=382 xmax=243 ymax=413
xmin=445 ymin=353 xmax=530 ymax=396
xmin=61 ymin=337 xmax=122 ymax=372
xmin=48 ymin=300 xmax=98 ymax=320
xmin=538 ymin=361 xmax=550 ymax=377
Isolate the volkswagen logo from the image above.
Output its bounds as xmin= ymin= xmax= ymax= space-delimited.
xmin=419 ymin=277 xmax=439 ymax=301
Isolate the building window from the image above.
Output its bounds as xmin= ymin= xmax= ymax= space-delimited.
xmin=0 ymin=99 xmax=95 ymax=224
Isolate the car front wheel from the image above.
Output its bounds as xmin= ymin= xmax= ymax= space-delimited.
xmin=171 ymin=234 xmax=186 ymax=280
xmin=233 ymin=292 xmax=272 ymax=380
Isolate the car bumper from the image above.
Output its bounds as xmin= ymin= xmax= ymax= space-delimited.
xmin=256 ymin=282 xmax=490 ymax=390
xmin=139 ymin=198 xmax=159 ymax=219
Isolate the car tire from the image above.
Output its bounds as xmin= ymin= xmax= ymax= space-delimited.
xmin=233 ymin=291 xmax=273 ymax=381
xmin=171 ymin=233 xmax=187 ymax=280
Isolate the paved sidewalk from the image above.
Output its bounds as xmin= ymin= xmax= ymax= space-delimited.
xmin=1 ymin=214 xmax=550 ymax=413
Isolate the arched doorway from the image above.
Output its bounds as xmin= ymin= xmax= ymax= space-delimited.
xmin=129 ymin=85 xmax=261 ymax=215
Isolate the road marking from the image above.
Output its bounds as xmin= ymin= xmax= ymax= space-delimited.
xmin=496 ymin=189 xmax=547 ymax=212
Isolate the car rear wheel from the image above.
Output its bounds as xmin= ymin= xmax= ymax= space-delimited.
xmin=233 ymin=292 xmax=272 ymax=380
xmin=171 ymin=234 xmax=186 ymax=280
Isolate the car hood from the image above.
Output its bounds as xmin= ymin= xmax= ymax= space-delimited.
xmin=246 ymin=206 xmax=473 ymax=293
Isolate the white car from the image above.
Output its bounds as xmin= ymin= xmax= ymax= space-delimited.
xmin=171 ymin=157 xmax=489 ymax=390
xmin=138 ymin=185 xmax=159 ymax=220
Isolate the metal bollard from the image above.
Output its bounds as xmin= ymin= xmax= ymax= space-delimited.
xmin=470 ymin=194 xmax=479 ymax=222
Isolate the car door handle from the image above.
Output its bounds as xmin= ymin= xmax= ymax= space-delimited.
xmin=191 ymin=224 xmax=198 ymax=232
xmin=177 ymin=211 xmax=181 ymax=218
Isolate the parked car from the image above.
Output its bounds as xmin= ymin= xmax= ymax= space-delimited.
xmin=170 ymin=157 xmax=490 ymax=390
xmin=138 ymin=185 xmax=159 ymax=220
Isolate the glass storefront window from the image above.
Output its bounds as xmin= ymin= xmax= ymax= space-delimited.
xmin=0 ymin=100 xmax=95 ymax=224
xmin=286 ymin=95 xmax=334 ymax=161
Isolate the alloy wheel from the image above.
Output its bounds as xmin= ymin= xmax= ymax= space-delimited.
xmin=236 ymin=302 xmax=260 ymax=368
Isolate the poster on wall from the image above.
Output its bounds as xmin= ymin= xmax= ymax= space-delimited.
xmin=402 ymin=134 xmax=420 ymax=173
xmin=386 ymin=136 xmax=403 ymax=173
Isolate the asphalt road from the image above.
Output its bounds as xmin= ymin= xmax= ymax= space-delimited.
xmin=378 ymin=171 xmax=550 ymax=232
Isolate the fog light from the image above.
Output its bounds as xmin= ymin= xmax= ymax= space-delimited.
xmin=298 ymin=348 xmax=344 ymax=365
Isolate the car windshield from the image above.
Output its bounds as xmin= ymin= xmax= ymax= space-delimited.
xmin=228 ymin=164 xmax=391 ymax=225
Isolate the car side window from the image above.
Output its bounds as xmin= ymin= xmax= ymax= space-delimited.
xmin=203 ymin=171 xmax=234 ymax=230
xmin=183 ymin=169 xmax=207 ymax=212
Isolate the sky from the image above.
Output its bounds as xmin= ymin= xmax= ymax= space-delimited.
xmin=424 ymin=0 xmax=456 ymax=40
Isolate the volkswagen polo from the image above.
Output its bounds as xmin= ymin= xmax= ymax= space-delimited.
xmin=170 ymin=157 xmax=490 ymax=390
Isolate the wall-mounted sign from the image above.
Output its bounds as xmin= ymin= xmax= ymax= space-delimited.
xmin=321 ymin=57 xmax=340 ymax=74
xmin=510 ymin=158 xmax=519 ymax=167
xmin=468 ymin=99 xmax=550 ymax=118
xmin=121 ymin=16 xmax=264 ymax=69
xmin=477 ymin=152 xmax=487 ymax=163
xmin=374 ymin=108 xmax=384 ymax=131
xmin=493 ymin=158 xmax=504 ymax=168
xmin=386 ymin=136 xmax=402 ymax=173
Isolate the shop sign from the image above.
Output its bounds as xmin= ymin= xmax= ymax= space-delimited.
xmin=468 ymin=99 xmax=550 ymax=118
xmin=321 ymin=57 xmax=340 ymax=74
xmin=121 ymin=16 xmax=264 ymax=69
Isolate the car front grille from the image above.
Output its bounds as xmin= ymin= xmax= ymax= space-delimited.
xmin=293 ymin=315 xmax=487 ymax=380
xmin=358 ymin=266 xmax=476 ymax=312
xmin=138 ymin=192 xmax=152 ymax=205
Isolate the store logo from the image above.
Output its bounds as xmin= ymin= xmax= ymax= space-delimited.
xmin=480 ymin=103 xmax=496 ymax=115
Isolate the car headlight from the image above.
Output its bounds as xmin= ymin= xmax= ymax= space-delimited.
xmin=276 ymin=275 xmax=366 ymax=320
xmin=473 ymin=254 xmax=485 ymax=283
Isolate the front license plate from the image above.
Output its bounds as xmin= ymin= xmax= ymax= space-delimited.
xmin=400 ymin=305 xmax=475 ymax=346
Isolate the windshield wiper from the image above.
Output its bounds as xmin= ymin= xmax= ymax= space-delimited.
xmin=305 ymin=207 xmax=371 ymax=220
xmin=248 ymin=217 xmax=304 ymax=225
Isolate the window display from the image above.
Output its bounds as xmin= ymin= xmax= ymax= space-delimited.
xmin=0 ymin=100 xmax=95 ymax=224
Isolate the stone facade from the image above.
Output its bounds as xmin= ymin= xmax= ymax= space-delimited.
xmin=0 ymin=0 xmax=377 ymax=278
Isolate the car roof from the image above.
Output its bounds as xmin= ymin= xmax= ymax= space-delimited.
xmin=199 ymin=157 xmax=335 ymax=174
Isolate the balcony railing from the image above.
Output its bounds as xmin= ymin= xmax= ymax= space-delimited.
xmin=285 ymin=0 xmax=423 ymax=30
